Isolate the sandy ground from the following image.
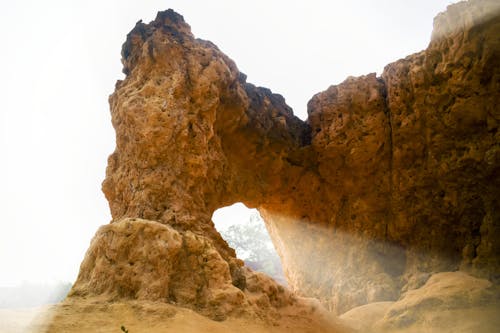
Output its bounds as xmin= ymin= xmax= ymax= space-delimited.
xmin=0 ymin=298 xmax=352 ymax=333
xmin=0 ymin=307 xmax=53 ymax=333
xmin=3 ymin=272 xmax=498 ymax=333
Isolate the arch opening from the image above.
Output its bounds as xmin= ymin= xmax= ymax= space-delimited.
xmin=212 ymin=203 xmax=287 ymax=286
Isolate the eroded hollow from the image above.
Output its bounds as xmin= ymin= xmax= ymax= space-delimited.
xmin=213 ymin=203 xmax=287 ymax=286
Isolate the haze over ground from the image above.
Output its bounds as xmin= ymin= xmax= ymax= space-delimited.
xmin=0 ymin=0 xmax=455 ymax=287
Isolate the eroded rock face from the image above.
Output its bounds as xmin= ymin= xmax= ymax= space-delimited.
xmin=340 ymin=271 xmax=500 ymax=333
xmin=283 ymin=0 xmax=500 ymax=313
xmin=71 ymin=218 xmax=297 ymax=320
xmin=72 ymin=0 xmax=500 ymax=318
xmin=301 ymin=0 xmax=500 ymax=313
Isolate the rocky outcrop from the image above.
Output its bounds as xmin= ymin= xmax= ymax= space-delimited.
xmin=71 ymin=0 xmax=500 ymax=321
xmin=299 ymin=0 xmax=500 ymax=313
xmin=283 ymin=0 xmax=500 ymax=313
xmin=71 ymin=218 xmax=300 ymax=321
xmin=340 ymin=271 xmax=500 ymax=333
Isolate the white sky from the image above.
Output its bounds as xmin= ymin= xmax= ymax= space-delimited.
xmin=0 ymin=0 xmax=455 ymax=286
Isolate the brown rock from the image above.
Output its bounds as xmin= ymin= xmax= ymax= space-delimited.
xmin=71 ymin=218 xmax=298 ymax=321
xmin=70 ymin=0 xmax=500 ymax=322
xmin=378 ymin=272 xmax=499 ymax=331
xmin=340 ymin=272 xmax=500 ymax=333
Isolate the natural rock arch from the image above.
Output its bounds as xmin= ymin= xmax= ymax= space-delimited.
xmin=71 ymin=0 xmax=500 ymax=319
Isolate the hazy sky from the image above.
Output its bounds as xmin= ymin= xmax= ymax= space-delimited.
xmin=0 ymin=0 xmax=455 ymax=286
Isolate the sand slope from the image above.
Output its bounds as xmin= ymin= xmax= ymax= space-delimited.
xmin=1 ymin=298 xmax=352 ymax=333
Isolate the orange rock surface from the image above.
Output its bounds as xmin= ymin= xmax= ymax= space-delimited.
xmin=70 ymin=0 xmax=499 ymax=322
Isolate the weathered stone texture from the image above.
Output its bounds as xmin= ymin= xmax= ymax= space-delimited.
xmin=72 ymin=0 xmax=500 ymax=318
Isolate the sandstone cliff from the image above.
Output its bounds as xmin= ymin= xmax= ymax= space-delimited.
xmin=288 ymin=0 xmax=500 ymax=313
xmin=68 ymin=0 xmax=499 ymax=327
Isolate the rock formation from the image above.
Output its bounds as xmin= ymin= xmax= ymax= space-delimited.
xmin=69 ymin=0 xmax=499 ymax=326
xmin=277 ymin=0 xmax=500 ymax=313
xmin=340 ymin=271 xmax=500 ymax=332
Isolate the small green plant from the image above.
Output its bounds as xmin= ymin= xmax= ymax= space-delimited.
xmin=120 ymin=325 xmax=129 ymax=333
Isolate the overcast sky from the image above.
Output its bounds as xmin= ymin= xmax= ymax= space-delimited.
xmin=0 ymin=0 xmax=455 ymax=286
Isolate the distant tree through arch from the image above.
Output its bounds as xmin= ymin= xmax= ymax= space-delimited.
xmin=213 ymin=204 xmax=287 ymax=286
